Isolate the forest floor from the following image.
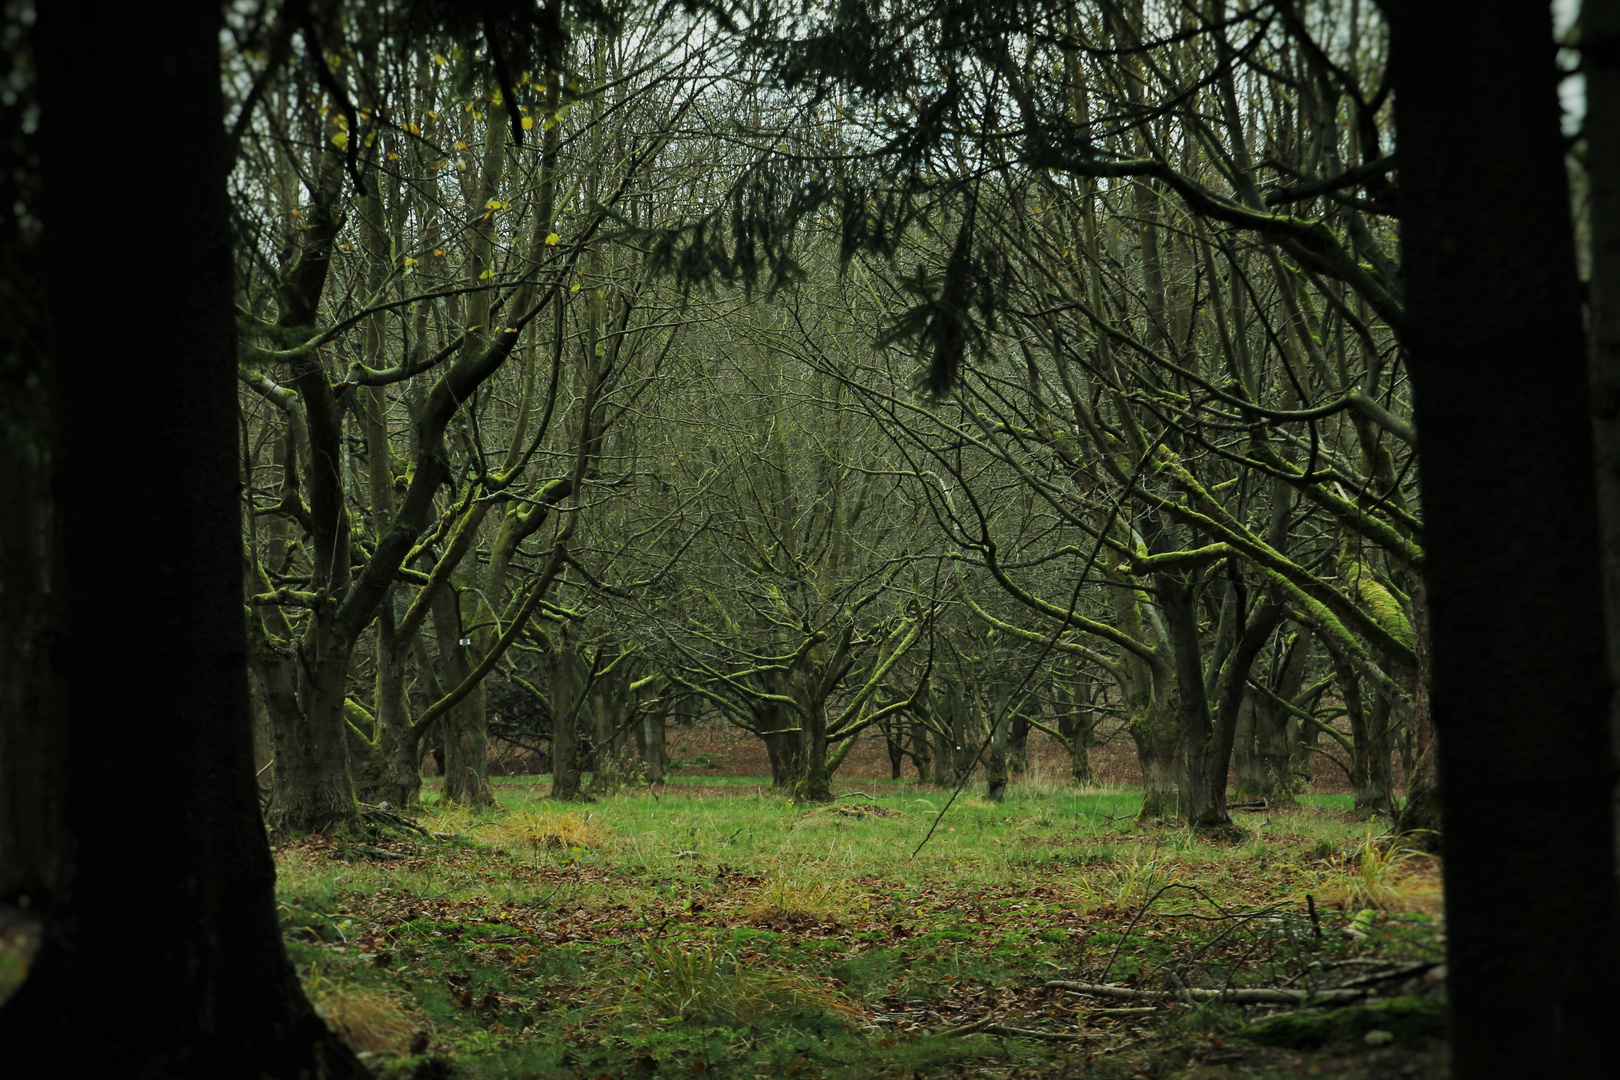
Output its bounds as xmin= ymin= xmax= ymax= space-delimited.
xmin=275 ymin=778 xmax=1448 ymax=1079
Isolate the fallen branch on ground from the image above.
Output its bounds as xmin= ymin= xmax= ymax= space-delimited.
xmin=982 ymin=1023 xmax=1092 ymax=1042
xmin=344 ymin=844 xmax=407 ymax=861
xmin=1046 ymin=980 xmax=1365 ymax=1005
xmin=360 ymin=802 xmax=432 ymax=838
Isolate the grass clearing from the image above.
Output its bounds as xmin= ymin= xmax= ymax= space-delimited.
xmin=275 ymin=779 xmax=1447 ymax=1078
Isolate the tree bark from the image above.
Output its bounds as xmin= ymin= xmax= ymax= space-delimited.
xmin=1391 ymin=2 xmax=1620 ymax=1071
xmin=0 ymin=3 xmax=366 ymax=1071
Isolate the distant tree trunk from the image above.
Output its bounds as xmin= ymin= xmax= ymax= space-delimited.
xmin=1057 ymin=674 xmax=1098 ymax=784
xmin=1066 ymin=718 xmax=1094 ymax=784
xmin=1007 ymin=711 xmax=1031 ymax=774
xmin=430 ymin=586 xmax=493 ymax=807
xmin=1251 ymin=635 xmax=1308 ymax=803
xmin=589 ymin=662 xmax=636 ymax=794
xmin=1391 ymin=2 xmax=1620 ymax=1071
xmin=640 ymin=707 xmax=667 ymax=784
xmin=0 ymin=3 xmax=367 ymax=1071
xmin=907 ymin=718 xmax=933 ymax=782
xmin=362 ymin=611 xmax=422 ymax=808
xmin=1332 ymin=658 xmax=1394 ymax=815
xmin=880 ymin=715 xmax=905 ymax=779
xmin=1232 ymin=694 xmax=1262 ymax=796
xmin=984 ymin=697 xmax=1010 ymax=802
xmin=1395 ymin=583 xmax=1441 ymax=842
xmin=793 ymin=695 xmax=834 ymax=803
xmin=1130 ymin=687 xmax=1181 ymax=823
xmin=1363 ymin=690 xmax=1396 ymax=814
xmin=548 ymin=636 xmax=586 ymax=801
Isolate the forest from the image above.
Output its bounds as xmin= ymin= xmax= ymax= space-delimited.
xmin=1 ymin=0 xmax=1617 ymax=1078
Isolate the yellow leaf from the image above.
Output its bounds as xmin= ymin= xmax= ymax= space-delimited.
xmin=485 ymin=198 xmax=504 ymax=210
xmin=521 ymin=115 xmax=534 ymax=131
xmin=570 ymin=282 xmax=580 ymax=292
xmin=545 ymin=232 xmax=560 ymax=246
xmin=432 ymin=248 xmax=446 ymax=257
xmin=387 ymin=152 xmax=399 ymax=160
xmin=404 ymin=257 xmax=419 ymax=267
xmin=330 ymin=131 xmax=349 ymax=150
xmin=402 ymin=121 xmax=421 ymax=136
xmin=433 ymin=53 xmax=447 ymax=66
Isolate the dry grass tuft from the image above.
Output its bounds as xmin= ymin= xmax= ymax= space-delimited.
xmin=610 ymin=936 xmax=854 ymax=1026
xmin=745 ymin=871 xmax=860 ymax=923
xmin=497 ymin=808 xmax=609 ymax=855
xmin=305 ymin=966 xmax=419 ymax=1055
xmin=1320 ymin=828 xmax=1428 ymax=910
xmin=1078 ymin=850 xmax=1176 ymax=910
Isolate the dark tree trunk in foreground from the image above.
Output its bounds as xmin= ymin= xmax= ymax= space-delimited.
xmin=1391 ymin=2 xmax=1620 ymax=1072
xmin=0 ymin=4 xmax=365 ymax=1073
xmin=1585 ymin=0 xmax=1620 ymax=865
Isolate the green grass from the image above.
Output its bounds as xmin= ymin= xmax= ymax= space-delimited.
xmin=275 ymin=778 xmax=1445 ymax=1078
